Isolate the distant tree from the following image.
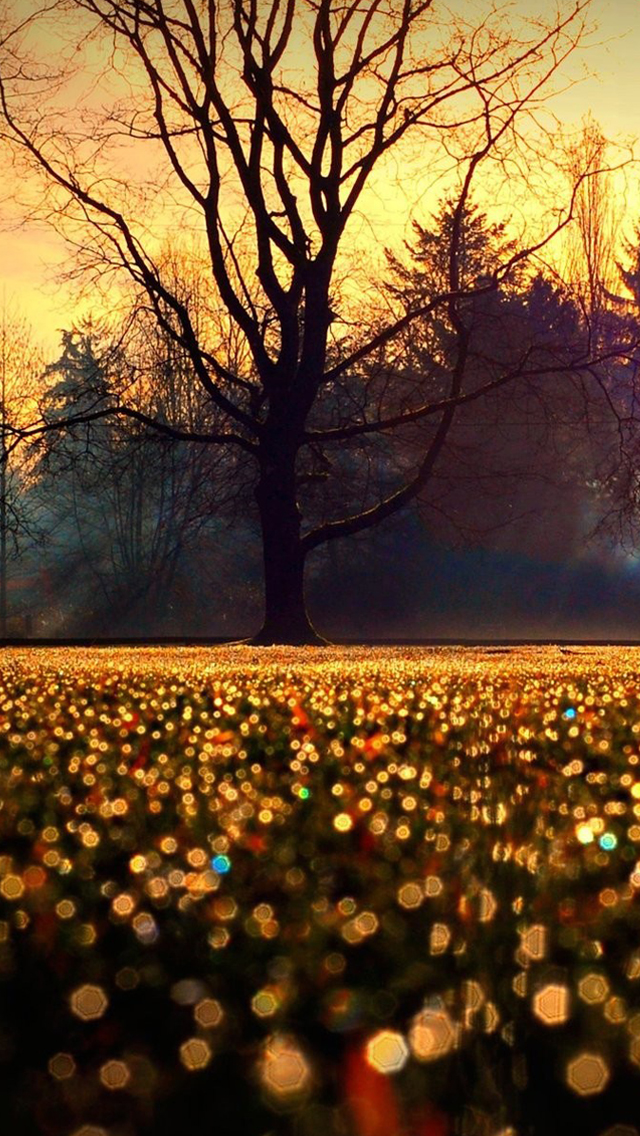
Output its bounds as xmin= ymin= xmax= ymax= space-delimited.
xmin=589 ymin=227 xmax=640 ymax=554
xmin=561 ymin=118 xmax=622 ymax=349
xmin=372 ymin=200 xmax=609 ymax=551
xmin=34 ymin=311 xmax=243 ymax=630
xmin=2 ymin=0 xmax=635 ymax=641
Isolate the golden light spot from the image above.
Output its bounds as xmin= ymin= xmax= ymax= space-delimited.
xmin=424 ymin=875 xmax=443 ymax=898
xmin=397 ymin=881 xmax=423 ymax=909
xmin=55 ymin=899 xmax=75 ymax=920
xmin=478 ymin=888 xmax=497 ymax=922
xmin=357 ymin=910 xmax=378 ymax=936
xmin=194 ymin=998 xmax=224 ymax=1028
xmin=111 ymin=893 xmax=135 ymax=919
xmin=71 ymin=1127 xmax=108 ymax=1136
xmin=578 ymin=973 xmax=609 ymax=1005
xmin=463 ymin=980 xmax=485 ymax=1013
xmin=409 ymin=1003 xmax=457 ymax=1062
xmin=365 ymin=1030 xmax=408 ymax=1074
xmin=604 ymin=996 xmax=627 ymax=1024
xmin=261 ymin=1034 xmax=312 ymax=1099
xmin=334 ymin=813 xmax=352 ymax=832
xmin=519 ymin=924 xmax=547 ymax=961
xmin=129 ymin=855 xmax=147 ymax=874
xmin=77 ymin=923 xmax=96 ymax=946
xmin=100 ymin=1059 xmax=130 ymax=1090
xmin=484 ymin=1001 xmax=500 ymax=1032
xmin=566 ymin=1052 xmax=609 ymax=1096
xmin=0 ymin=875 xmax=24 ymax=901
xmin=208 ymin=927 xmax=230 ymax=949
xmin=70 ymin=984 xmax=108 ymax=1021
xmin=179 ymin=1037 xmax=212 ymax=1071
xmin=576 ymin=823 xmax=594 ymax=844
xmin=532 ymin=983 xmax=570 ymax=1026
xmin=132 ymin=912 xmax=157 ymax=943
xmin=187 ymin=847 xmax=208 ymax=868
xmin=252 ymin=987 xmax=280 ymax=1018
xmin=48 ymin=1052 xmax=75 ymax=1080
xmin=429 ymin=923 xmax=451 ymax=955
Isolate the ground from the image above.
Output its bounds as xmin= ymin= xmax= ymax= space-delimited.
xmin=1 ymin=645 xmax=640 ymax=1136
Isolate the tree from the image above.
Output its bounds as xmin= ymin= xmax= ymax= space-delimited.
xmin=34 ymin=306 xmax=246 ymax=631
xmin=0 ymin=0 xmax=632 ymax=642
xmin=561 ymin=117 xmax=622 ymax=349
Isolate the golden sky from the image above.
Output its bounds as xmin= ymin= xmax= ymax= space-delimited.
xmin=1 ymin=0 xmax=640 ymax=355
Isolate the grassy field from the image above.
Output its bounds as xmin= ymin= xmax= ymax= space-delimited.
xmin=1 ymin=645 xmax=640 ymax=1136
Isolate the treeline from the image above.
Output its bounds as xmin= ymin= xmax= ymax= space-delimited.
xmin=2 ymin=192 xmax=640 ymax=638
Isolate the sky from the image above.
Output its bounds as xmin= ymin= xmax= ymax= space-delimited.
xmin=1 ymin=0 xmax=640 ymax=355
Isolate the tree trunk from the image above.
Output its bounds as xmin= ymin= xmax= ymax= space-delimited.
xmin=253 ymin=442 xmax=324 ymax=646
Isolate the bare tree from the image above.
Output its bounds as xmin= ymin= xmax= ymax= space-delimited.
xmin=0 ymin=0 xmax=633 ymax=642
xmin=561 ymin=117 xmax=622 ymax=348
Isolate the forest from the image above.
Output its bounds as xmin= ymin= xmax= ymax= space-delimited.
xmin=2 ymin=180 xmax=640 ymax=640
xmin=1 ymin=1 xmax=640 ymax=642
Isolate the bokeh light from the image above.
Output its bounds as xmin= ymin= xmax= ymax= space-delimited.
xmin=566 ymin=1053 xmax=610 ymax=1096
xmin=69 ymin=985 xmax=108 ymax=1021
xmin=365 ymin=1029 xmax=409 ymax=1074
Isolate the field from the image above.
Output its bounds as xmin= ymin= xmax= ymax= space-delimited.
xmin=2 ymin=645 xmax=640 ymax=1136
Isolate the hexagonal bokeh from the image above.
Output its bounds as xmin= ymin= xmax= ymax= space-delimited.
xmin=600 ymin=1127 xmax=639 ymax=1136
xmin=71 ymin=1127 xmax=108 ymax=1136
xmin=409 ymin=1004 xmax=457 ymax=1062
xmin=578 ymin=972 xmax=609 ymax=1005
xmin=48 ymin=1052 xmax=76 ymax=1080
xmin=179 ymin=1037 xmax=212 ymax=1071
xmin=355 ymin=911 xmax=378 ymax=936
xmin=194 ymin=998 xmax=224 ymax=1029
xmin=261 ymin=1034 xmax=312 ymax=1099
xmin=397 ymin=882 xmax=423 ymax=909
xmin=70 ymin=985 xmax=108 ymax=1021
xmin=532 ymin=983 xmax=570 ymax=1026
xmin=0 ymin=875 xmax=24 ymax=901
xmin=424 ymin=875 xmax=443 ymax=898
xmin=99 ymin=1059 xmax=130 ymax=1090
xmin=520 ymin=924 xmax=547 ymax=961
xmin=365 ymin=1030 xmax=408 ymax=1075
xmin=252 ymin=988 xmax=279 ymax=1018
xmin=566 ymin=1052 xmax=610 ymax=1096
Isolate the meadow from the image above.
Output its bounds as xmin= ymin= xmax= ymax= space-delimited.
xmin=1 ymin=645 xmax=640 ymax=1136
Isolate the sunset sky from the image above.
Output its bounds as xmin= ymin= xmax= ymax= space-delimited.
xmin=2 ymin=0 xmax=640 ymax=355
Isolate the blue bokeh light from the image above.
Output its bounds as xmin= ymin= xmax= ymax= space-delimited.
xmin=212 ymin=854 xmax=231 ymax=874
